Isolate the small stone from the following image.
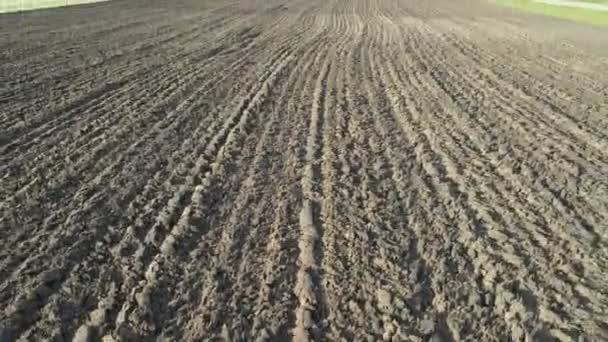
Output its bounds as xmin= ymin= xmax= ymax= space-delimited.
xmin=371 ymin=317 xmax=382 ymax=332
xmin=384 ymin=321 xmax=396 ymax=335
xmin=377 ymin=289 xmax=392 ymax=312
xmin=135 ymin=288 xmax=151 ymax=308
xmin=373 ymin=257 xmax=387 ymax=269
xmin=221 ymin=324 xmax=232 ymax=341
xmin=394 ymin=297 xmax=406 ymax=310
xmin=420 ymin=319 xmax=435 ymax=335
xmin=408 ymin=335 xmax=423 ymax=342
xmin=101 ymin=335 xmax=116 ymax=342
xmin=89 ymin=308 xmax=107 ymax=326
xmin=72 ymin=325 xmax=95 ymax=342
xmin=255 ymin=328 xmax=270 ymax=342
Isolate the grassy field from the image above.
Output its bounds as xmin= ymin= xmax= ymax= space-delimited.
xmin=495 ymin=0 xmax=608 ymax=26
xmin=0 ymin=0 xmax=105 ymax=14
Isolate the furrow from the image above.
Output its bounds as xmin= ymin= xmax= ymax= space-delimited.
xmin=398 ymin=24 xmax=608 ymax=335
xmin=0 ymin=24 xmax=260 ymax=208
xmin=409 ymin=23 xmax=608 ymax=236
xmin=108 ymin=45 xmax=296 ymax=340
xmin=292 ymin=41 xmax=331 ymax=342
xmin=368 ymin=17 xmax=512 ymax=340
xmin=243 ymin=28 xmax=333 ymax=341
xmin=10 ymin=27 xmax=302 ymax=340
xmin=0 ymin=40 xmax=252 ymax=280
xmin=432 ymin=26 xmax=608 ymax=158
xmin=0 ymin=12 xmax=254 ymax=154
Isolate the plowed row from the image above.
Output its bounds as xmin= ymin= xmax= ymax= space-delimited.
xmin=1 ymin=0 xmax=608 ymax=340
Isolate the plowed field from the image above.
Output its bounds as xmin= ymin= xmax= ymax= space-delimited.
xmin=1 ymin=0 xmax=608 ymax=340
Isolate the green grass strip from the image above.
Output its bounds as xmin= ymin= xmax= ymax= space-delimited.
xmin=493 ymin=0 xmax=608 ymax=27
xmin=0 ymin=0 xmax=105 ymax=14
xmin=580 ymin=0 xmax=608 ymax=5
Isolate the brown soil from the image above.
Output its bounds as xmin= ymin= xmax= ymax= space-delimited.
xmin=1 ymin=0 xmax=608 ymax=340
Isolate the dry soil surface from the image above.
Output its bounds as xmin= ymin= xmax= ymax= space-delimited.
xmin=1 ymin=0 xmax=608 ymax=340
